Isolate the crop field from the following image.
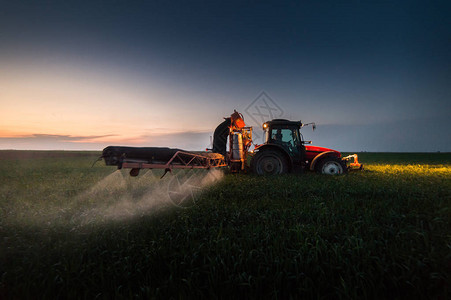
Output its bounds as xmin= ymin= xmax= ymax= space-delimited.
xmin=0 ymin=151 xmax=450 ymax=299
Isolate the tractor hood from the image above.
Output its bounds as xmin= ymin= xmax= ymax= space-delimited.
xmin=305 ymin=145 xmax=341 ymax=161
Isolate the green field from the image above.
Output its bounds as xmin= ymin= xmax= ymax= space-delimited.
xmin=1 ymin=151 xmax=450 ymax=299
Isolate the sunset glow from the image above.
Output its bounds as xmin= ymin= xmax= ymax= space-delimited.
xmin=0 ymin=58 xmax=223 ymax=150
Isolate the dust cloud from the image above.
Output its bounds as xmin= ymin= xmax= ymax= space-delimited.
xmin=73 ymin=168 xmax=224 ymax=224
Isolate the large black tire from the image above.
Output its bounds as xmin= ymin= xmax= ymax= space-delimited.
xmin=251 ymin=150 xmax=288 ymax=175
xmin=316 ymin=156 xmax=348 ymax=175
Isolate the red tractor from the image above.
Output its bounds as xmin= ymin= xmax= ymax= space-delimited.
xmin=249 ymin=119 xmax=362 ymax=175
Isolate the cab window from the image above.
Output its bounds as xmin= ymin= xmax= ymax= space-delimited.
xmin=270 ymin=127 xmax=300 ymax=153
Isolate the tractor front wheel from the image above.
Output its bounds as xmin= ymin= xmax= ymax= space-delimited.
xmin=316 ymin=156 xmax=347 ymax=175
xmin=251 ymin=150 xmax=288 ymax=175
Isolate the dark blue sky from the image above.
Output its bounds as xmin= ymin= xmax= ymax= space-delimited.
xmin=1 ymin=0 xmax=450 ymax=151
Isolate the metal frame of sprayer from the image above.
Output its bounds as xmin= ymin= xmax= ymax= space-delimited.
xmin=228 ymin=126 xmax=253 ymax=172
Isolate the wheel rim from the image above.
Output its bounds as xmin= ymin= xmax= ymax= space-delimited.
xmin=257 ymin=155 xmax=283 ymax=175
xmin=321 ymin=161 xmax=343 ymax=175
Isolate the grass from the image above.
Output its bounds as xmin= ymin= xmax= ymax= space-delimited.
xmin=0 ymin=151 xmax=450 ymax=299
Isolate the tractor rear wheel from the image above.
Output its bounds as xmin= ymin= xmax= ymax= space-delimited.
xmin=251 ymin=150 xmax=288 ymax=175
xmin=316 ymin=156 xmax=347 ymax=175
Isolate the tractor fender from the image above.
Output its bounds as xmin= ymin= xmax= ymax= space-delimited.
xmin=253 ymin=144 xmax=293 ymax=171
xmin=309 ymin=151 xmax=341 ymax=171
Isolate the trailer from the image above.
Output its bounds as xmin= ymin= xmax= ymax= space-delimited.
xmin=102 ymin=146 xmax=227 ymax=177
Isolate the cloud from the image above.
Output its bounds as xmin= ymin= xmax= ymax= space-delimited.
xmin=0 ymin=131 xmax=213 ymax=151
xmin=0 ymin=134 xmax=118 ymax=150
xmin=29 ymin=134 xmax=117 ymax=142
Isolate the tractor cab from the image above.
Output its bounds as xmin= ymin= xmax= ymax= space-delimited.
xmin=263 ymin=119 xmax=304 ymax=155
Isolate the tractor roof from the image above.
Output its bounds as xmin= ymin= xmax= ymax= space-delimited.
xmin=264 ymin=119 xmax=303 ymax=128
